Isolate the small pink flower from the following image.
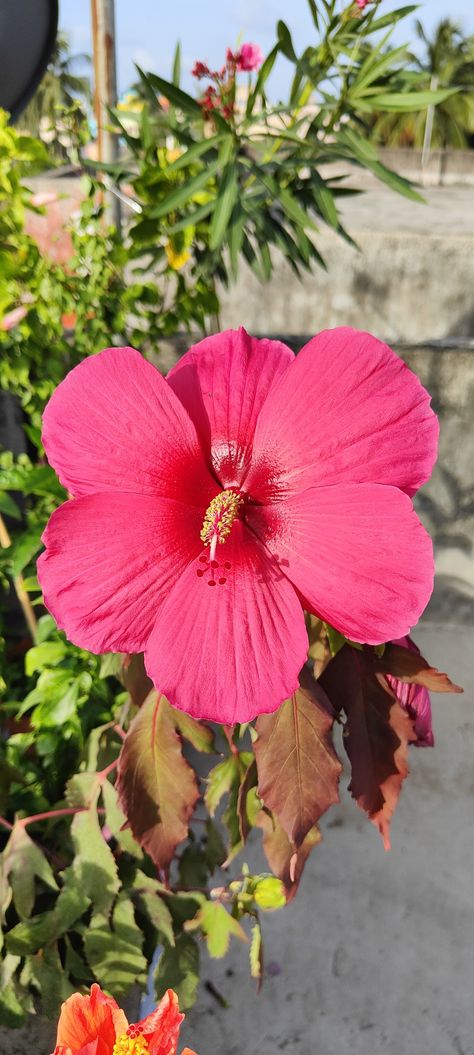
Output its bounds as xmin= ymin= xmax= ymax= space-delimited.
xmin=191 ymin=60 xmax=210 ymax=79
xmin=237 ymin=42 xmax=264 ymax=72
xmin=355 ymin=0 xmax=372 ymax=9
xmin=386 ymin=636 xmax=434 ymax=747
xmin=1 ymin=306 xmax=27 ymax=331
xmin=38 ymin=327 xmax=438 ymax=724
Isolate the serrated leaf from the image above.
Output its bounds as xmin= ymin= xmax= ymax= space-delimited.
xmin=374 ymin=643 xmax=463 ymax=694
xmin=116 ymin=693 xmax=199 ymax=869
xmin=250 ymin=922 xmax=263 ymax=989
xmin=22 ymin=943 xmax=74 ymax=1018
xmin=173 ymin=710 xmax=215 ymax=753
xmin=321 ymin=646 xmax=416 ymax=848
xmin=1 ymin=824 xmax=57 ymax=920
xmin=101 ymin=778 xmax=141 ymax=856
xmin=133 ymin=874 xmax=175 ymax=946
xmin=66 ymin=771 xmax=100 ymax=808
xmin=6 ymin=873 xmax=90 ymax=955
xmin=155 ymin=933 xmax=200 ymax=1011
xmin=186 ymin=900 xmax=247 ymax=959
xmin=84 ymin=896 xmax=147 ymax=996
xmin=204 ymin=755 xmax=238 ymax=816
xmin=255 ymin=673 xmax=341 ymax=848
xmin=71 ymin=806 xmax=120 ymax=912
xmin=256 ymin=811 xmax=321 ymax=902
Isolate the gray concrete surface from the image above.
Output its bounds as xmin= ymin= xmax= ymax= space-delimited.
xmin=219 ymin=184 xmax=474 ymax=343
xmin=181 ymin=622 xmax=474 ymax=1055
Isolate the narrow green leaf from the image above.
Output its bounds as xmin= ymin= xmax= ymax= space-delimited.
xmin=359 ymin=88 xmax=457 ymax=112
xmin=210 ymin=164 xmax=239 ymax=251
xmin=246 ymin=45 xmax=279 ymax=116
xmin=172 ymin=42 xmax=181 ymax=86
xmin=148 ymin=160 xmax=219 ymax=219
xmin=277 ymin=20 xmax=297 ymax=61
xmin=137 ymin=68 xmax=202 ymax=116
xmin=250 ymin=922 xmax=263 ymax=986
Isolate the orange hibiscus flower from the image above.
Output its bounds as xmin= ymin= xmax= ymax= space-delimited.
xmin=51 ymin=984 xmax=197 ymax=1055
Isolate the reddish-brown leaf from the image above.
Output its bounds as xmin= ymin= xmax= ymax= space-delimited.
xmin=256 ymin=810 xmax=321 ymax=903
xmin=116 ymin=692 xmax=199 ymax=869
xmin=254 ymin=670 xmax=342 ymax=849
xmin=321 ymin=647 xmax=416 ymax=849
xmin=121 ymin=653 xmax=153 ymax=708
xmin=374 ymin=643 xmax=463 ymax=694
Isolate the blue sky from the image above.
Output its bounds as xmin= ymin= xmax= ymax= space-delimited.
xmin=60 ymin=0 xmax=474 ymax=96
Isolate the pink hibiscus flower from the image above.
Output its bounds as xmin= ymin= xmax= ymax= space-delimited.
xmin=37 ymin=326 xmax=438 ymax=724
xmin=386 ymin=636 xmax=434 ymax=747
xmin=237 ymin=43 xmax=264 ymax=72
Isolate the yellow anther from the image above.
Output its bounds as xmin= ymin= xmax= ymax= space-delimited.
xmin=200 ymin=489 xmax=241 ymax=558
xmin=112 ymin=1034 xmax=149 ymax=1055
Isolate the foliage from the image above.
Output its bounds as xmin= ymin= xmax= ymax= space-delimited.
xmin=371 ymin=18 xmax=474 ymax=149
xmin=0 ymin=0 xmax=464 ymax=1028
xmin=17 ymin=34 xmax=92 ymax=164
xmin=101 ymin=0 xmax=454 ymax=295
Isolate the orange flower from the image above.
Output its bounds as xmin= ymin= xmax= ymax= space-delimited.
xmin=51 ymin=984 xmax=197 ymax=1055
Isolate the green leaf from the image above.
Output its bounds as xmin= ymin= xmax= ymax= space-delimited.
xmin=25 ymin=641 xmax=67 ymax=675
xmin=6 ymin=873 xmax=90 ymax=955
xmin=250 ymin=922 xmax=263 ymax=987
xmin=0 ymin=492 xmax=21 ymax=519
xmin=71 ymin=806 xmax=120 ymax=913
xmin=209 ymin=163 xmax=239 ymax=251
xmin=172 ymin=42 xmax=181 ymax=86
xmin=186 ymin=900 xmax=247 ymax=959
xmin=204 ymin=756 xmax=238 ymax=816
xmin=173 ymin=710 xmax=215 ymax=753
xmin=167 ymin=134 xmax=222 ymax=172
xmin=22 ymin=944 xmax=74 ymax=1018
xmin=359 ymin=88 xmax=457 ymax=112
xmin=0 ymin=981 xmax=27 ymax=1028
xmin=246 ymin=45 xmax=279 ymax=116
xmin=99 ymin=652 xmax=124 ymax=678
xmin=155 ymin=933 xmax=200 ymax=1011
xmin=137 ymin=69 xmax=202 ymax=116
xmin=116 ymin=693 xmax=199 ymax=869
xmin=148 ymin=160 xmax=219 ymax=220
xmin=133 ymin=873 xmax=175 ymax=946
xmin=84 ymin=896 xmax=147 ymax=997
xmin=9 ymin=525 xmax=43 ymax=577
xmin=101 ymin=778 xmax=141 ymax=856
xmin=1 ymin=824 xmax=58 ymax=920
xmin=277 ymin=20 xmax=297 ymax=61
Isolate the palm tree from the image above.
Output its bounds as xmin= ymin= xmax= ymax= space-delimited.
xmin=17 ymin=33 xmax=91 ymax=161
xmin=372 ymin=19 xmax=474 ymax=150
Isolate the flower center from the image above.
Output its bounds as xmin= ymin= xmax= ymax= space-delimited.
xmin=112 ymin=1034 xmax=149 ymax=1055
xmin=200 ymin=489 xmax=241 ymax=561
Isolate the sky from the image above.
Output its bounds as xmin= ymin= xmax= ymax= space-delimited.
xmin=59 ymin=0 xmax=474 ymax=97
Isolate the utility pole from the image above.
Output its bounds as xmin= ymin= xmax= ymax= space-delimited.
xmin=90 ymin=0 xmax=121 ymax=230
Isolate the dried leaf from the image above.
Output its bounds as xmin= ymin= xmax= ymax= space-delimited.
xmin=254 ymin=672 xmax=341 ymax=848
xmin=256 ymin=810 xmax=321 ymax=902
xmin=375 ymin=643 xmax=463 ymax=693
xmin=321 ymin=647 xmax=416 ymax=849
xmin=116 ymin=693 xmax=199 ymax=869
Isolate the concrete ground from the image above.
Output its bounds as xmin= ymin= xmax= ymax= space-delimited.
xmin=181 ymin=622 xmax=474 ymax=1055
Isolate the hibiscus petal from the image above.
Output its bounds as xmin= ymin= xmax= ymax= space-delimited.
xmin=42 ymin=346 xmax=216 ymax=504
xmin=38 ymin=493 xmax=203 ymax=653
xmin=387 ymin=636 xmax=434 ymax=746
xmin=243 ymin=327 xmax=438 ymax=501
xmin=167 ymin=327 xmax=294 ymax=488
xmin=145 ymin=522 xmax=308 ymax=723
xmin=55 ymin=984 xmax=127 ymax=1052
xmin=246 ymin=483 xmax=434 ymax=645
xmin=134 ymin=989 xmax=184 ymax=1055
